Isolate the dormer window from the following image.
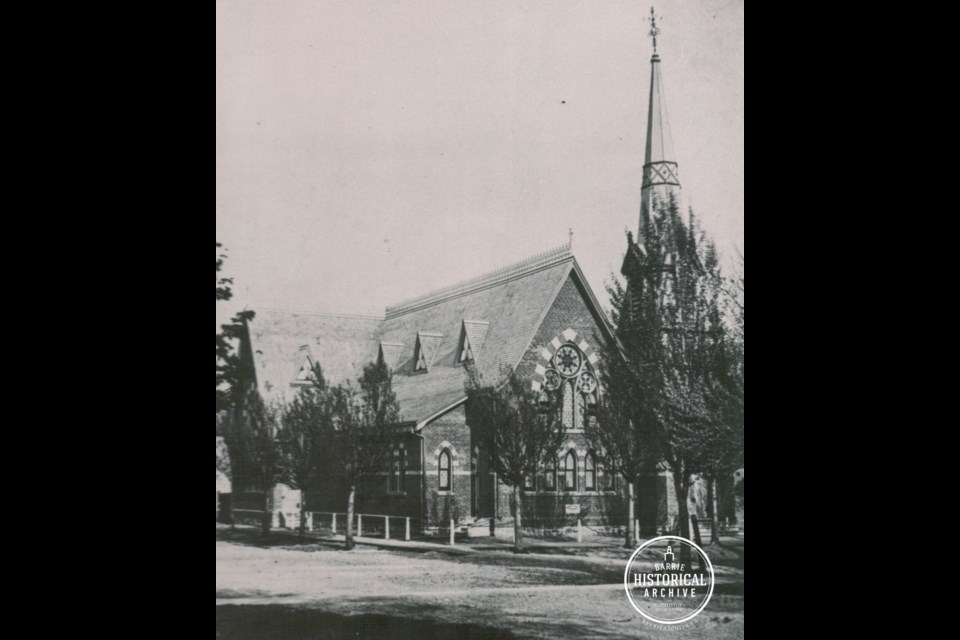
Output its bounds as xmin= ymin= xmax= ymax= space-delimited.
xmin=458 ymin=331 xmax=473 ymax=363
xmin=458 ymin=320 xmax=489 ymax=364
xmin=378 ymin=341 xmax=404 ymax=371
xmin=415 ymin=345 xmax=428 ymax=371
xmin=414 ymin=332 xmax=443 ymax=372
xmin=291 ymin=346 xmax=318 ymax=386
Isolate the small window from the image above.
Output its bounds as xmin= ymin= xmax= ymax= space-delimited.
xmin=544 ymin=457 xmax=556 ymax=491
xmin=388 ymin=449 xmax=405 ymax=492
xmin=563 ymin=450 xmax=577 ymax=492
xmin=439 ymin=449 xmax=452 ymax=491
xmin=523 ymin=473 xmax=535 ymax=491
xmin=415 ymin=347 xmax=428 ymax=371
xmin=389 ymin=451 xmax=398 ymax=492
xmin=585 ymin=452 xmax=596 ymax=491
xmin=459 ymin=332 xmax=473 ymax=363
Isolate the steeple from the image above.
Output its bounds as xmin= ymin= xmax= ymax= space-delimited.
xmin=638 ymin=7 xmax=681 ymax=247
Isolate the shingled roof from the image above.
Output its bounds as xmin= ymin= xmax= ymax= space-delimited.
xmin=245 ymin=243 xmax=611 ymax=426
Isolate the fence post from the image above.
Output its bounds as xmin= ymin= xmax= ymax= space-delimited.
xmin=405 ymin=517 xmax=411 ymax=541
xmin=332 ymin=513 xmax=336 ymax=534
xmin=385 ymin=516 xmax=390 ymax=540
xmin=450 ymin=518 xmax=455 ymax=546
xmin=358 ymin=514 xmax=363 ymax=537
xmin=577 ymin=518 xmax=582 ymax=543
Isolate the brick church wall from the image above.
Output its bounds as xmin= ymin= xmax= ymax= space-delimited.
xmin=422 ymin=405 xmax=471 ymax=527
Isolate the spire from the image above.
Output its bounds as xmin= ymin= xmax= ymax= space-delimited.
xmin=638 ymin=7 xmax=681 ymax=247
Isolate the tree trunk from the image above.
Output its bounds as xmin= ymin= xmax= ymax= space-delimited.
xmin=261 ymin=486 xmax=272 ymax=536
xmin=512 ymin=484 xmax=522 ymax=553
xmin=299 ymin=492 xmax=308 ymax=540
xmin=707 ymin=477 xmax=719 ymax=546
xmin=492 ymin=471 xmax=499 ymax=536
xmin=345 ymin=485 xmax=356 ymax=550
xmin=624 ymin=479 xmax=635 ymax=548
xmin=673 ymin=471 xmax=692 ymax=567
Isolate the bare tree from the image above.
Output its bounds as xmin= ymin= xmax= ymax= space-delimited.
xmin=465 ymin=367 xmax=561 ymax=553
xmin=585 ymin=331 xmax=658 ymax=546
xmin=319 ymin=360 xmax=400 ymax=550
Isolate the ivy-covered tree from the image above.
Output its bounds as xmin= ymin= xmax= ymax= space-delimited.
xmin=465 ymin=367 xmax=561 ymax=553
xmin=612 ymin=195 xmax=736 ymax=564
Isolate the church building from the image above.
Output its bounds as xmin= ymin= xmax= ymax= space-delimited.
xmin=230 ymin=11 xmax=725 ymax=537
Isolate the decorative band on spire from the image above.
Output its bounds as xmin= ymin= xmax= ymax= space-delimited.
xmin=642 ymin=161 xmax=680 ymax=189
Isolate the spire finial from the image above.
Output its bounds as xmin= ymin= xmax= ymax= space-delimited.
xmin=568 ymin=227 xmax=574 ymax=248
xmin=647 ymin=7 xmax=660 ymax=56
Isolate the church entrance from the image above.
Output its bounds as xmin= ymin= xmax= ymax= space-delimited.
xmin=474 ymin=447 xmax=495 ymax=519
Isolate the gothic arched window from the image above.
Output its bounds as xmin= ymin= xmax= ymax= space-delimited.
xmin=542 ymin=342 xmax=598 ymax=432
xmin=563 ymin=450 xmax=577 ymax=492
xmin=544 ymin=457 xmax=557 ymax=491
xmin=585 ymin=451 xmax=597 ymax=491
xmin=562 ymin=380 xmax=575 ymax=429
xmin=439 ymin=449 xmax=452 ymax=491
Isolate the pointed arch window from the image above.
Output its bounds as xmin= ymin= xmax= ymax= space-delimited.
xmin=585 ymin=451 xmax=597 ymax=491
xmin=438 ymin=449 xmax=452 ymax=491
xmin=563 ymin=450 xmax=577 ymax=492
xmin=544 ymin=457 xmax=557 ymax=491
xmin=576 ymin=392 xmax=586 ymax=430
xmin=562 ymin=381 xmax=575 ymax=429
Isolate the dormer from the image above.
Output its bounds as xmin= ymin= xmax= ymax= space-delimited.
xmin=414 ymin=332 xmax=443 ymax=372
xmin=378 ymin=341 xmax=405 ymax=371
xmin=291 ymin=345 xmax=318 ymax=386
xmin=458 ymin=320 xmax=490 ymax=364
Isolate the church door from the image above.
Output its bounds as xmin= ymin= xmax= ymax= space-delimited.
xmin=475 ymin=446 xmax=495 ymax=518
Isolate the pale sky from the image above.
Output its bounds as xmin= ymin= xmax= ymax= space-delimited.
xmin=216 ymin=0 xmax=744 ymax=321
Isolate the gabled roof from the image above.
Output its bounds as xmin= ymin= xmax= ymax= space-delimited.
xmin=244 ymin=243 xmax=615 ymax=425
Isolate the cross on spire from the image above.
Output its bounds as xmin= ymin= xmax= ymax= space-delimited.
xmin=647 ymin=7 xmax=661 ymax=55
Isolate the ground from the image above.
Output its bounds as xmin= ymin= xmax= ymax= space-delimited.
xmin=216 ymin=526 xmax=744 ymax=639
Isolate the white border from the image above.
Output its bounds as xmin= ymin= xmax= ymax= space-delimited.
xmin=622 ymin=535 xmax=716 ymax=625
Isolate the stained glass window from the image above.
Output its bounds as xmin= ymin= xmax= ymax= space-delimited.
xmin=576 ymin=392 xmax=586 ymax=430
xmin=585 ymin=452 xmax=596 ymax=491
xmin=439 ymin=449 xmax=451 ymax=491
xmin=562 ymin=381 xmax=574 ymax=429
xmin=544 ymin=457 xmax=556 ymax=491
xmin=563 ymin=451 xmax=577 ymax=492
